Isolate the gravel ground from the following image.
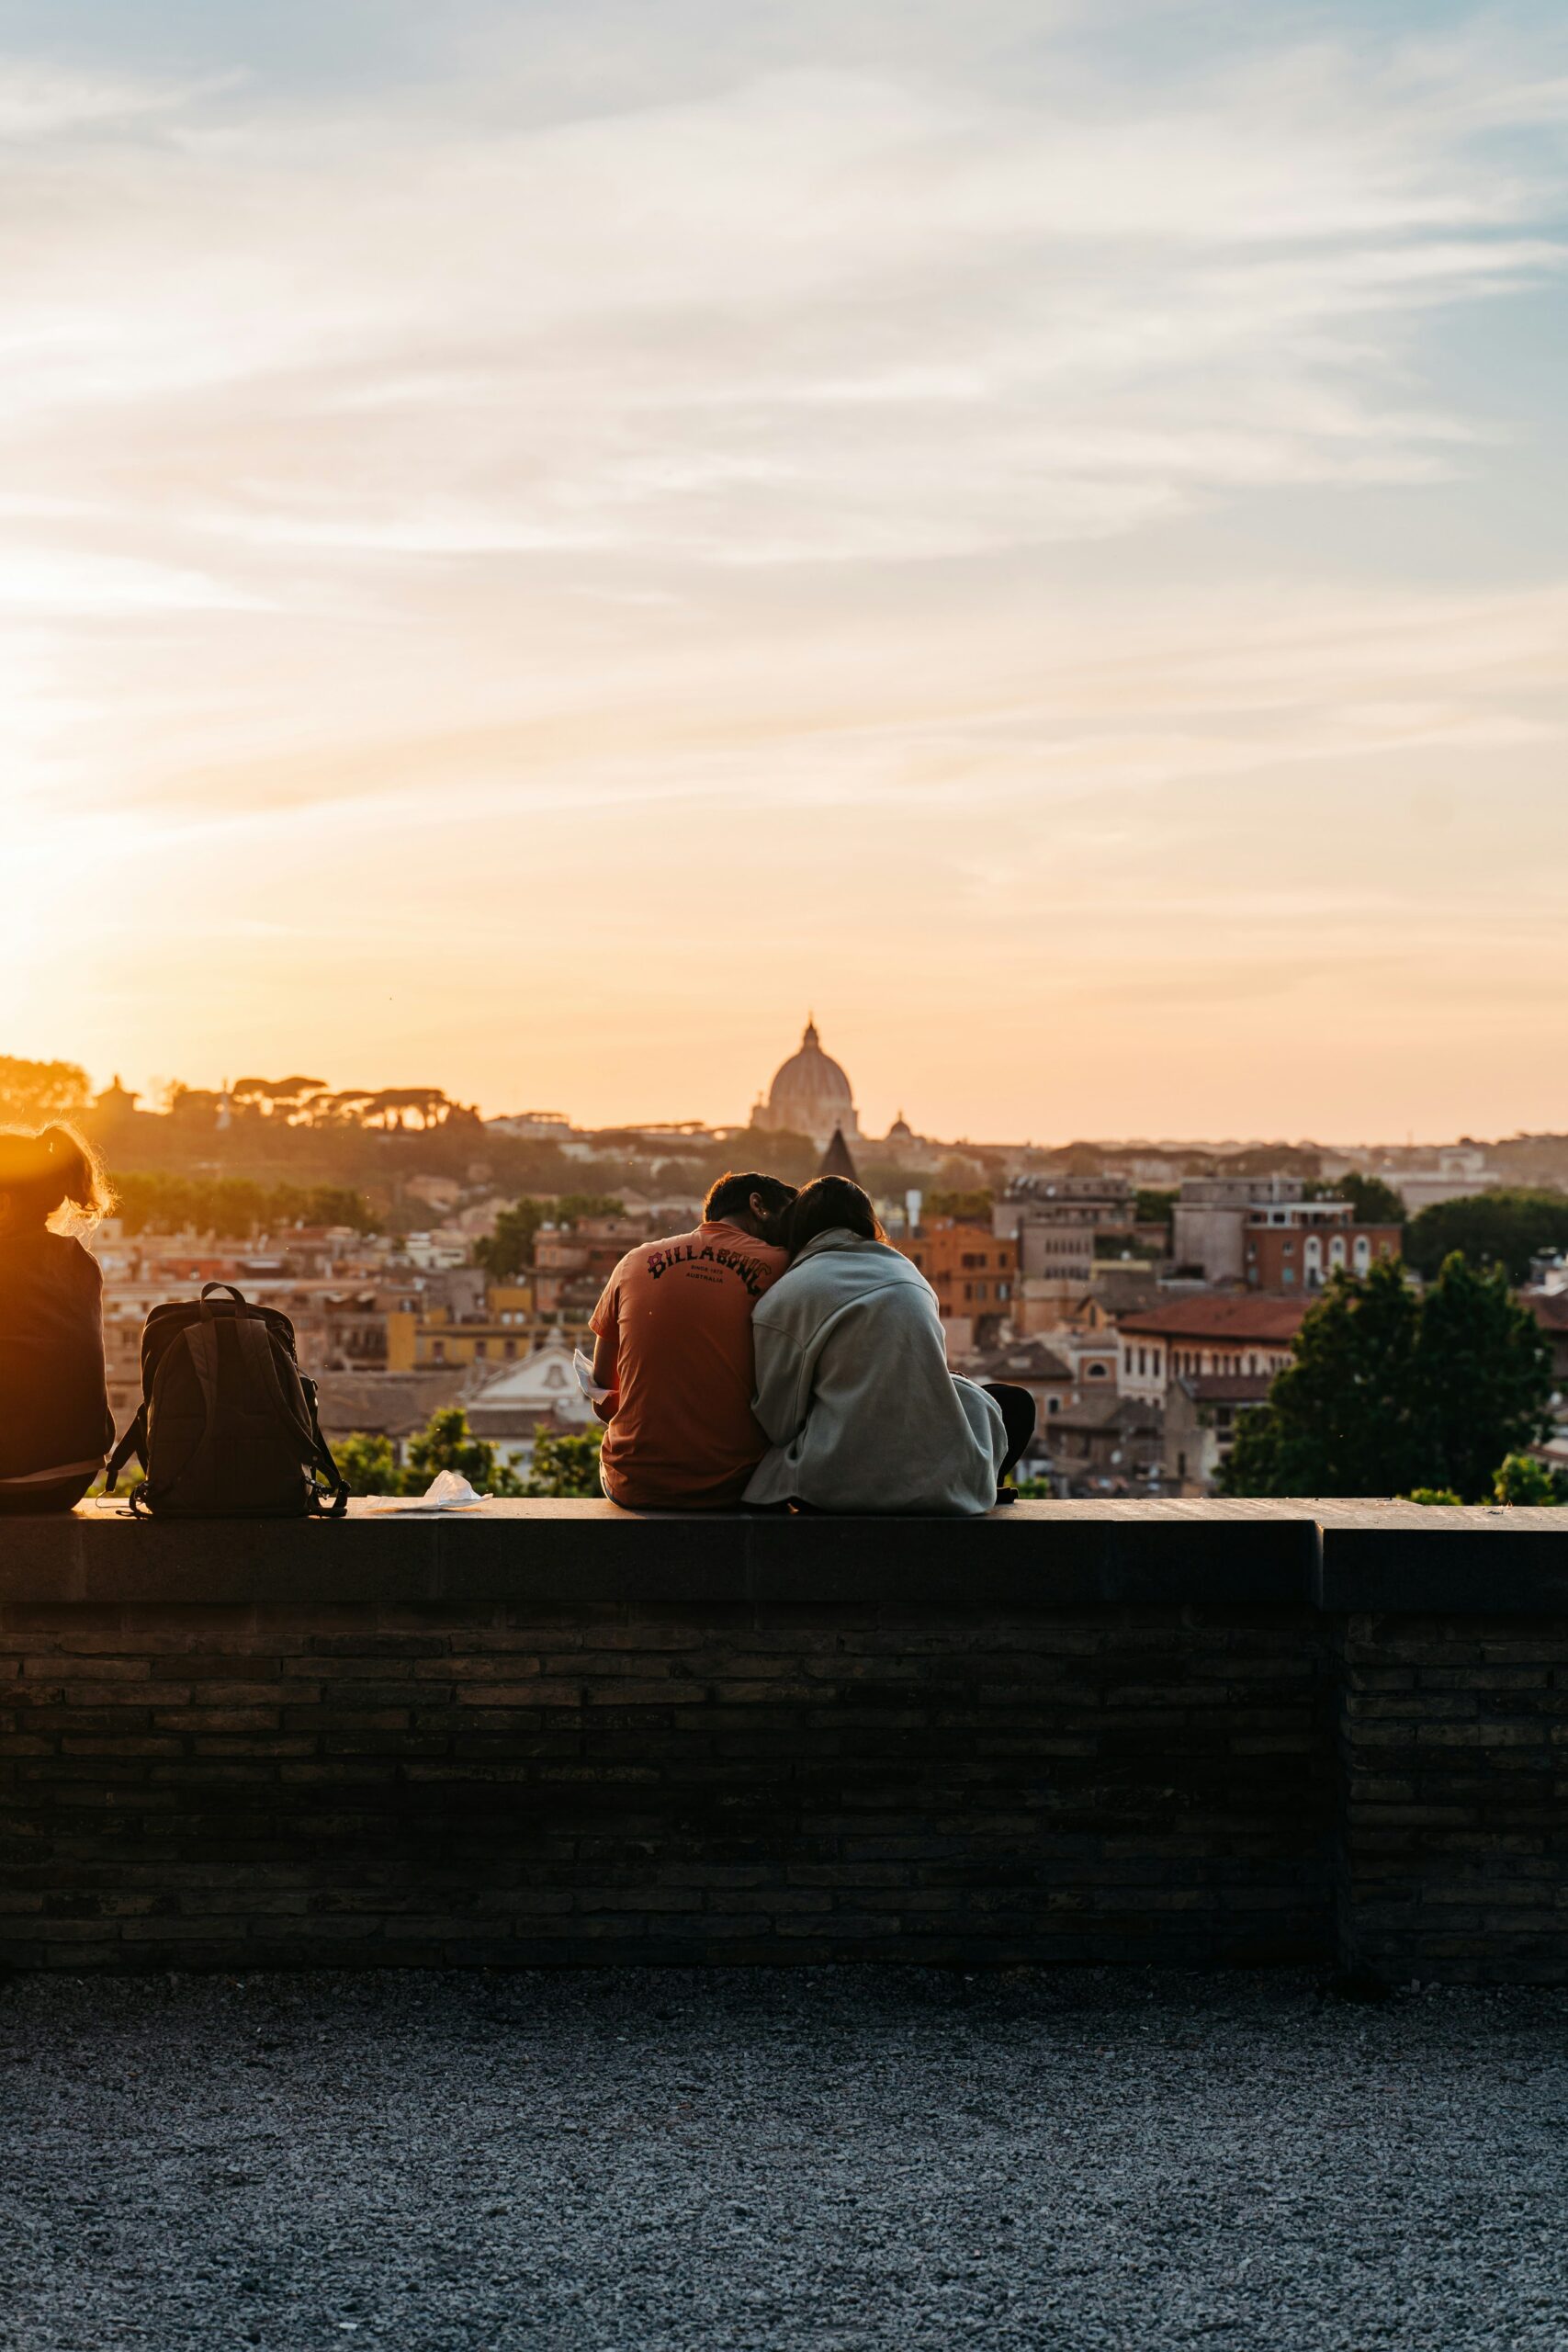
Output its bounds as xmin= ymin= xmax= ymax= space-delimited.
xmin=3 ymin=1967 xmax=1568 ymax=2351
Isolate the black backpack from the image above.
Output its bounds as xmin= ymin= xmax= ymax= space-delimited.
xmin=106 ymin=1283 xmax=348 ymax=1520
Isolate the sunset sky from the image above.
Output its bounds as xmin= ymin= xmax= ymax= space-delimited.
xmin=2 ymin=0 xmax=1564 ymax=1142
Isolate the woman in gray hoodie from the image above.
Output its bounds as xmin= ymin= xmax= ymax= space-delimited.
xmin=743 ymin=1177 xmax=1034 ymax=1515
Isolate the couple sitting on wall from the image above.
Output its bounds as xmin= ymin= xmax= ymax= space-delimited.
xmin=588 ymin=1170 xmax=1035 ymax=1515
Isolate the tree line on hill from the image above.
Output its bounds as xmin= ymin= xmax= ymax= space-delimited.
xmin=0 ymin=1053 xmax=839 ymax=1216
xmin=111 ymin=1171 xmax=382 ymax=1239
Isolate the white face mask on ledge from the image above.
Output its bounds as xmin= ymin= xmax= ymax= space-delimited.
xmin=369 ymin=1469 xmax=489 ymax=1513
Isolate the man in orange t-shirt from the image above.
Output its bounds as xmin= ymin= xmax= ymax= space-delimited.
xmin=589 ymin=1170 xmax=797 ymax=1510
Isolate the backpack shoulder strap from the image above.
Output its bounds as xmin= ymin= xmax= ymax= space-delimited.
xmin=104 ymin=1408 xmax=146 ymax=1496
xmin=131 ymin=1320 xmax=221 ymax=1514
xmin=299 ymin=1374 xmax=350 ymax=1518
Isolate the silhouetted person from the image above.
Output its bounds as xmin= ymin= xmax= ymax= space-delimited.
xmin=0 ymin=1126 xmax=115 ymax=1513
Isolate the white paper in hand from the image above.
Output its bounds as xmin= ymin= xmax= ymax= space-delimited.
xmin=573 ymin=1347 xmax=613 ymax=1406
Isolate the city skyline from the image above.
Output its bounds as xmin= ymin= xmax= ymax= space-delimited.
xmin=3 ymin=1 xmax=1565 ymax=1139
xmin=29 ymin=1027 xmax=1550 ymax=1154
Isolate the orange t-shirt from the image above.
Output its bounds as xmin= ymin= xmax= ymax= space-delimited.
xmin=590 ymin=1220 xmax=789 ymax=1510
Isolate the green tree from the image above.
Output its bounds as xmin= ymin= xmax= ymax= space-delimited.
xmin=1222 ymin=1253 xmax=1553 ymax=1502
xmin=1493 ymin=1452 xmax=1562 ymax=1506
xmin=1308 ymin=1172 xmax=1405 ymax=1227
xmin=1134 ymin=1187 xmax=1178 ymax=1229
xmin=1404 ymin=1487 xmax=1462 ymax=1506
xmin=925 ymin=1187 xmax=993 ymax=1224
xmin=473 ymin=1193 xmax=625 ymax=1280
xmin=1415 ymin=1252 xmax=1554 ymax=1502
xmin=294 ymin=1185 xmax=381 ymax=1233
xmin=335 ymin=1430 xmax=402 ymax=1495
xmin=404 ymin=1407 xmax=524 ymax=1496
xmin=108 ymin=1170 xmax=379 ymax=1239
xmin=474 ymin=1199 xmax=547 ymax=1279
xmin=335 ymin=1410 xmax=541 ymax=1498
xmin=0 ymin=1056 xmax=90 ymax=1126
xmin=555 ymin=1193 xmax=625 ymax=1224
xmin=523 ymin=1427 xmax=604 ymax=1497
xmin=1222 ymin=1255 xmax=1425 ymax=1498
xmin=1404 ymin=1189 xmax=1568 ymax=1284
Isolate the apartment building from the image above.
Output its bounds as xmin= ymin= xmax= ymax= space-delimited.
xmin=1115 ymin=1295 xmax=1307 ymax=1406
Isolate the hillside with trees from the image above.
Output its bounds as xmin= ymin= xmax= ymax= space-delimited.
xmin=0 ymin=1054 xmax=831 ymax=1238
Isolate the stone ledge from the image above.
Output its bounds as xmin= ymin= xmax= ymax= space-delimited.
xmin=1 ymin=1498 xmax=1564 ymax=1611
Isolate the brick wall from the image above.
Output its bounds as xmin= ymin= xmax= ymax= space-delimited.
xmin=1337 ymin=1609 xmax=1568 ymax=1984
xmin=2 ymin=1501 xmax=1566 ymax=1979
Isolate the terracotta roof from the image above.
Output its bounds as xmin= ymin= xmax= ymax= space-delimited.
xmin=1177 ymin=1374 xmax=1275 ymax=1404
xmin=965 ymin=1338 xmax=1074 ymax=1383
xmin=313 ymin=1370 xmax=469 ymax=1440
xmin=462 ymin=1405 xmax=581 ymax=1440
xmin=1053 ymin=1392 xmax=1162 ymax=1436
xmin=1117 ymin=1295 xmax=1308 ymax=1341
xmin=1524 ymin=1292 xmax=1568 ymax=1331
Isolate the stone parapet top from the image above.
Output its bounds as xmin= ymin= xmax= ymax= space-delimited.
xmin=1 ymin=1498 xmax=1565 ymax=1612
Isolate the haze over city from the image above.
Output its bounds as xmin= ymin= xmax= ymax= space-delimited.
xmin=3 ymin=0 xmax=1565 ymax=1139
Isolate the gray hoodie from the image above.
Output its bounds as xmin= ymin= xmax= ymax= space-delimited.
xmin=742 ymin=1228 xmax=1007 ymax=1515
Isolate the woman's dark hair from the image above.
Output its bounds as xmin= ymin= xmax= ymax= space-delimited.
xmin=0 ymin=1125 xmax=114 ymax=1231
xmin=782 ymin=1175 xmax=886 ymax=1255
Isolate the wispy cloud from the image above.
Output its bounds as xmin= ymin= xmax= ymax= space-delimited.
xmin=0 ymin=60 xmax=214 ymax=139
xmin=0 ymin=5 xmax=1564 ymax=1136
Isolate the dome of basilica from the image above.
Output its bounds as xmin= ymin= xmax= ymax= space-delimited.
xmin=754 ymin=1019 xmax=860 ymax=1145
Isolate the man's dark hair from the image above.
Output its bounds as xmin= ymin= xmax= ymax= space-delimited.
xmin=782 ymin=1175 xmax=886 ymax=1253
xmin=704 ymin=1170 xmax=799 ymax=1224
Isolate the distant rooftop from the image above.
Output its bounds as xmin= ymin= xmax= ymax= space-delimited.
xmin=1118 ymin=1296 xmax=1309 ymax=1341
